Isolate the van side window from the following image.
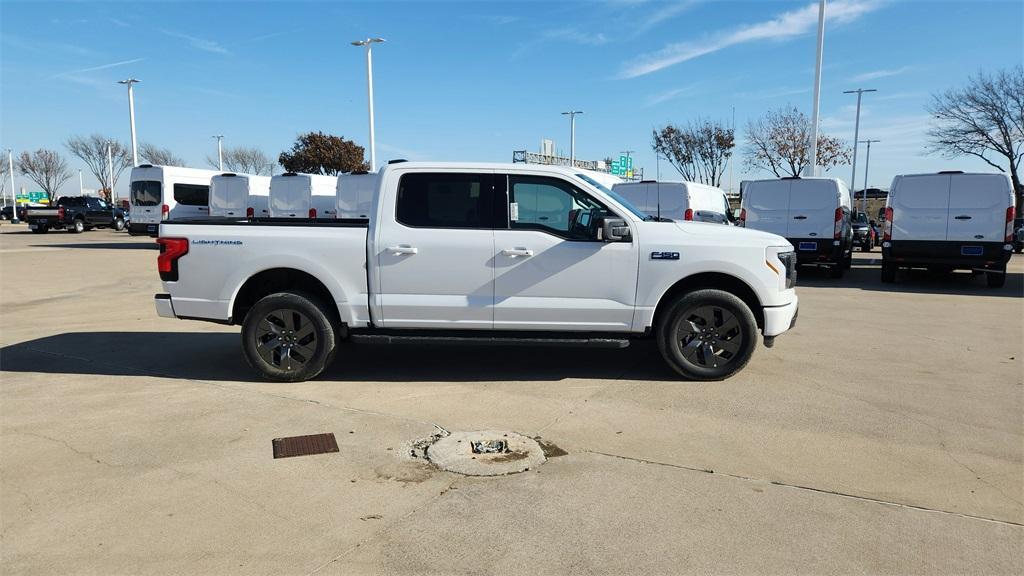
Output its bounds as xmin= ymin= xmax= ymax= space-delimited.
xmin=173 ymin=184 xmax=210 ymax=206
xmin=396 ymin=173 xmax=494 ymax=229
xmin=507 ymin=175 xmax=610 ymax=240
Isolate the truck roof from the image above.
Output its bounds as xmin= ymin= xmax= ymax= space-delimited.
xmin=381 ymin=161 xmax=583 ymax=177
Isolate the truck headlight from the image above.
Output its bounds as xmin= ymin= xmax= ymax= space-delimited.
xmin=766 ymin=247 xmax=797 ymax=289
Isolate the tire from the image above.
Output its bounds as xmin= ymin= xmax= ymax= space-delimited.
xmin=656 ymin=289 xmax=758 ymax=381
xmin=829 ymin=263 xmax=845 ymax=279
xmin=241 ymin=291 xmax=337 ymax=382
xmin=114 ymin=218 xmax=125 ymax=231
xmin=69 ymin=218 xmax=84 ymax=233
xmin=844 ymin=253 xmax=853 ymax=269
xmin=986 ymin=271 xmax=1006 ymax=288
xmin=881 ymin=263 xmax=896 ymax=283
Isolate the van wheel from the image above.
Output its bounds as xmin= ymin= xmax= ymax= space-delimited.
xmin=828 ymin=263 xmax=845 ymax=279
xmin=881 ymin=263 xmax=896 ymax=283
xmin=241 ymin=292 xmax=337 ymax=382
xmin=986 ymin=271 xmax=1006 ymax=289
xmin=69 ymin=218 xmax=84 ymax=233
xmin=657 ymin=289 xmax=757 ymax=381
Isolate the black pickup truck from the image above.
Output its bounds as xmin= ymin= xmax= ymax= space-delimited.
xmin=25 ymin=196 xmax=126 ymax=233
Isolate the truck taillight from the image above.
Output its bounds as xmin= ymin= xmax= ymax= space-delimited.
xmin=883 ymin=207 xmax=893 ymax=241
xmin=309 ymin=208 xmax=317 ymax=219
xmin=1005 ymin=206 xmax=1015 ymax=242
xmin=58 ymin=206 xmax=65 ymax=220
xmin=738 ymin=208 xmax=746 ymax=227
xmin=156 ymin=237 xmax=188 ymax=281
xmin=161 ymin=204 xmax=169 ymax=220
xmin=833 ymin=207 xmax=843 ymax=239
xmin=246 ymin=207 xmax=255 ymax=219
xmin=684 ymin=208 xmax=693 ymax=221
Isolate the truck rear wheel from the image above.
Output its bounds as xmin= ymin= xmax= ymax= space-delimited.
xmin=881 ymin=262 xmax=896 ymax=283
xmin=241 ymin=292 xmax=337 ymax=382
xmin=986 ymin=270 xmax=1006 ymax=289
xmin=31 ymin=225 xmax=48 ymax=234
xmin=656 ymin=289 xmax=757 ymax=381
xmin=69 ymin=218 xmax=84 ymax=233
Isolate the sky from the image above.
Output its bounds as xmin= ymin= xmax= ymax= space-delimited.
xmin=1 ymin=0 xmax=1022 ymax=200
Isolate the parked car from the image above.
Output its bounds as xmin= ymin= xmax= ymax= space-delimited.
xmin=25 ymin=196 xmax=125 ymax=233
xmin=881 ymin=171 xmax=1015 ymax=287
xmin=154 ymin=161 xmax=799 ymax=383
xmin=738 ymin=177 xmax=853 ymax=278
xmin=129 ymin=164 xmax=220 ymax=236
xmin=0 ymin=206 xmax=14 ymax=220
xmin=851 ymin=211 xmax=876 ymax=251
xmin=612 ymin=180 xmax=732 ymax=224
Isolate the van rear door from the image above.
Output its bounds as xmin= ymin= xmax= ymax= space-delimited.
xmin=891 ymin=175 xmax=949 ymax=241
xmin=744 ymin=180 xmax=790 ymax=236
xmin=946 ymin=174 xmax=1010 ymax=242
xmin=788 ymin=180 xmax=836 ymax=239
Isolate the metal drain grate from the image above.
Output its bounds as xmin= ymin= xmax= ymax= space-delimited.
xmin=272 ymin=433 xmax=339 ymax=459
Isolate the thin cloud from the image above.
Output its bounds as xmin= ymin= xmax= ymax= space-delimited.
xmin=645 ymin=85 xmax=697 ymax=107
xmin=52 ymin=57 xmax=145 ymax=79
xmin=634 ymin=1 xmax=698 ymax=34
xmin=248 ymin=29 xmax=300 ymax=43
xmin=850 ymin=66 xmax=911 ymax=82
xmin=620 ymin=0 xmax=881 ymax=79
xmin=544 ymin=27 xmax=609 ymax=46
xmin=737 ymin=86 xmax=810 ymax=100
xmin=162 ymin=30 xmax=230 ymax=55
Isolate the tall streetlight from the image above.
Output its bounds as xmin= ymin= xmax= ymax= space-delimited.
xmin=107 ymin=142 xmax=115 ymax=204
xmin=804 ymin=0 xmax=826 ymax=177
xmin=351 ymin=38 xmax=385 ymax=172
xmin=78 ymin=169 xmax=84 ymax=195
xmin=859 ymin=139 xmax=880 ymax=214
xmin=843 ymin=88 xmax=877 ymax=202
xmin=118 ymin=78 xmax=140 ymax=166
xmin=561 ymin=110 xmax=583 ymax=167
xmin=212 ymin=135 xmax=224 ymax=171
xmin=7 ymin=149 xmax=17 ymax=222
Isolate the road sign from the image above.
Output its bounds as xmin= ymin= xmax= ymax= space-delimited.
xmin=619 ymin=155 xmax=632 ymax=170
xmin=611 ymin=161 xmax=622 ymax=175
xmin=16 ymin=191 xmax=48 ymax=204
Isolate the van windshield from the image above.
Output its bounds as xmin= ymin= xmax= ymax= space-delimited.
xmin=131 ymin=181 xmax=161 ymax=206
xmin=574 ymin=173 xmax=649 ymax=221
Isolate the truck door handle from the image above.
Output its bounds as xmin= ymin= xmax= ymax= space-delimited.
xmin=954 ymin=215 xmax=972 ymax=220
xmin=793 ymin=215 xmax=807 ymax=220
xmin=502 ymin=248 xmax=534 ymax=257
xmin=388 ymin=245 xmax=418 ymax=255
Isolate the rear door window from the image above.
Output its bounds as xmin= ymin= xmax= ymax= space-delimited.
xmin=173 ymin=184 xmax=209 ymax=206
xmin=131 ymin=181 xmax=161 ymax=206
xmin=396 ymin=173 xmax=495 ymax=228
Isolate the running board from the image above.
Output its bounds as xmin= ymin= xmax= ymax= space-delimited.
xmin=349 ymin=334 xmax=631 ymax=349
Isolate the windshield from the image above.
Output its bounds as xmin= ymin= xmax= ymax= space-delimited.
xmin=131 ymin=181 xmax=161 ymax=207
xmin=853 ymin=212 xmax=868 ymax=224
xmin=574 ymin=173 xmax=649 ymax=221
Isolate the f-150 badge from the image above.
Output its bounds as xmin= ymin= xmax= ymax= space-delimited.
xmin=651 ymin=251 xmax=679 ymax=260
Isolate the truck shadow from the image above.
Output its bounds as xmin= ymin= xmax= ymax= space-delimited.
xmin=797 ymin=261 xmax=1024 ymax=297
xmin=0 ymin=332 xmax=679 ymax=383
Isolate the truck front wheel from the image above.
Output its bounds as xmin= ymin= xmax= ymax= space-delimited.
xmin=69 ymin=218 xmax=84 ymax=233
xmin=656 ymin=289 xmax=758 ymax=381
xmin=241 ymin=292 xmax=338 ymax=382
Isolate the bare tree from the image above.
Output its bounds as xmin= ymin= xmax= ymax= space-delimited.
xmin=744 ymin=106 xmax=851 ymax=177
xmin=927 ymin=66 xmax=1023 ymax=210
xmin=65 ymin=134 xmax=133 ymax=202
xmin=652 ymin=119 xmax=734 ymax=187
xmin=139 ymin=143 xmax=186 ymax=167
xmin=206 ymin=146 xmax=274 ymax=175
xmin=17 ymin=149 xmax=74 ymax=201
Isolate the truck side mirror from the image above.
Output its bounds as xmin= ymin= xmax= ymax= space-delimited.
xmin=601 ymin=218 xmax=630 ymax=242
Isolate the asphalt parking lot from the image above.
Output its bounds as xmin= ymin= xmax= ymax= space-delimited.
xmin=1 ymin=225 xmax=1021 ymax=575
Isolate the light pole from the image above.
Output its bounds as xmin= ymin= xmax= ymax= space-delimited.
xmin=351 ymin=38 xmax=385 ymax=172
xmin=79 ymin=169 xmax=84 ymax=195
xmin=804 ymin=0 xmax=826 ymax=177
xmin=843 ymin=88 xmax=877 ymax=202
xmin=118 ymin=78 xmax=140 ymax=166
xmin=859 ymin=139 xmax=880 ymax=215
xmin=107 ymin=142 xmax=115 ymax=203
xmin=561 ymin=110 xmax=583 ymax=167
xmin=7 ymin=149 xmax=17 ymax=222
xmin=212 ymin=135 xmax=224 ymax=171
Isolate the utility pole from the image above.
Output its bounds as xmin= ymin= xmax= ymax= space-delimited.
xmin=859 ymin=139 xmax=880 ymax=215
xmin=79 ymin=169 xmax=84 ymax=195
xmin=212 ymin=135 xmax=224 ymax=171
xmin=7 ymin=149 xmax=17 ymax=222
xmin=805 ymin=0 xmax=826 ymax=177
xmin=351 ymin=38 xmax=385 ymax=172
xmin=730 ymin=106 xmax=735 ymax=193
xmin=843 ymin=88 xmax=877 ymax=201
xmin=118 ymin=78 xmax=140 ymax=166
xmin=561 ymin=110 xmax=583 ymax=168
xmin=107 ymin=142 xmax=115 ymax=203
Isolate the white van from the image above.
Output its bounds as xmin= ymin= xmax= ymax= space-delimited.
xmin=336 ymin=172 xmax=379 ymax=220
xmin=881 ymin=171 xmax=1015 ymax=287
xmin=209 ymin=173 xmax=271 ymax=219
xmin=268 ymin=173 xmax=338 ymax=219
xmin=129 ymin=165 xmax=221 ymax=236
xmin=613 ymin=180 xmax=732 ymax=224
xmin=739 ymin=177 xmax=853 ymax=277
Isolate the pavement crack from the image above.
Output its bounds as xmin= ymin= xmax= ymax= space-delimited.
xmin=13 ymin=431 xmax=122 ymax=468
xmin=583 ymin=449 xmax=1024 ymax=528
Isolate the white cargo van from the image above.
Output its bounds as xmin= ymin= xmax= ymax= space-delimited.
xmin=129 ymin=165 xmax=221 ymax=236
xmin=268 ymin=173 xmax=338 ymax=219
xmin=209 ymin=173 xmax=271 ymax=219
xmin=881 ymin=171 xmax=1015 ymax=287
xmin=336 ymin=172 xmax=379 ymax=220
xmin=613 ymin=180 xmax=732 ymax=224
xmin=739 ymin=177 xmax=853 ymax=277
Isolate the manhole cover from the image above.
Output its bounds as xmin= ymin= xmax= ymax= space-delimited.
xmin=425 ymin=430 xmax=545 ymax=476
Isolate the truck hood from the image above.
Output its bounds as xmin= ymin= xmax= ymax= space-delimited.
xmin=669 ymin=221 xmax=791 ymax=248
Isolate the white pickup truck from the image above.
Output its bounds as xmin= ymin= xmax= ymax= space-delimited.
xmin=154 ymin=162 xmax=799 ymax=382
